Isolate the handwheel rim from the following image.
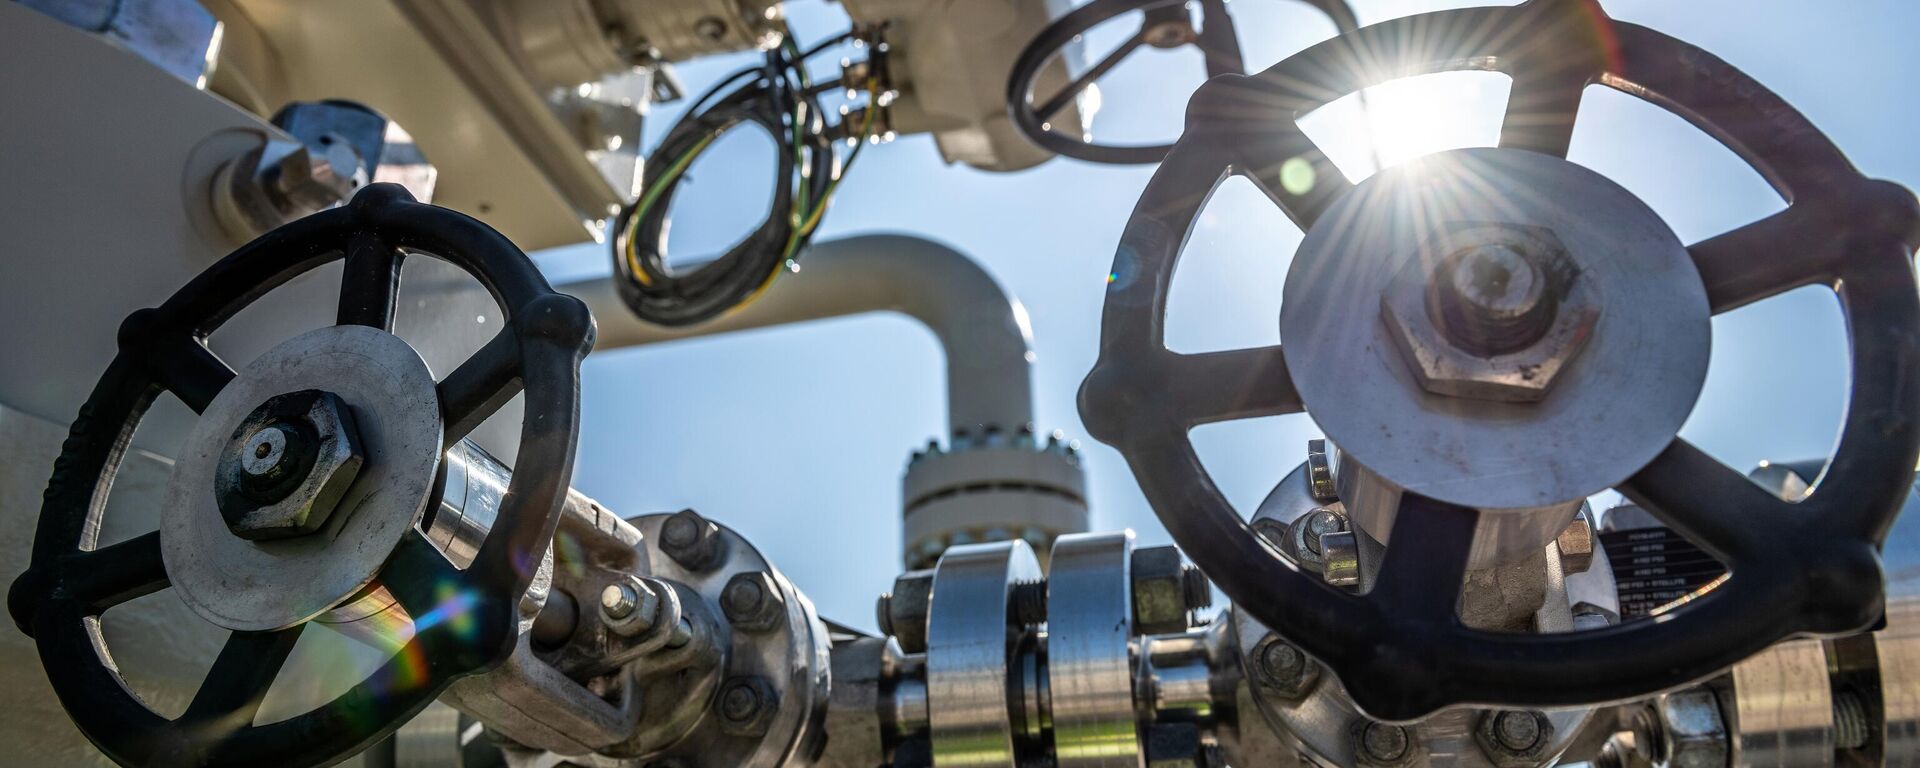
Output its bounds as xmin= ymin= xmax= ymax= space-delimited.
xmin=1079 ymin=0 xmax=1920 ymax=719
xmin=10 ymin=184 xmax=595 ymax=767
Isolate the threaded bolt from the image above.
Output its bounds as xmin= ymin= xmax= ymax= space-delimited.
xmin=1834 ymin=690 xmax=1870 ymax=750
xmin=1180 ymin=564 xmax=1212 ymax=611
xmin=1011 ymin=580 xmax=1048 ymax=625
xmin=601 ymin=582 xmax=637 ymax=620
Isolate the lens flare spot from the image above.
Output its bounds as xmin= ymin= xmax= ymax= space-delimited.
xmin=1280 ymin=157 xmax=1317 ymax=197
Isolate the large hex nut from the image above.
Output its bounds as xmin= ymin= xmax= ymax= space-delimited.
xmin=1380 ymin=223 xmax=1600 ymax=403
xmin=1657 ymin=689 xmax=1729 ymax=768
xmin=1132 ymin=545 xmax=1201 ymax=635
xmin=720 ymin=571 xmax=785 ymax=633
xmin=214 ymin=389 xmax=364 ymax=540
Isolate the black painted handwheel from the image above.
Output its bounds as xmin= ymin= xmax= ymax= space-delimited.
xmin=1079 ymin=0 xmax=1920 ymax=719
xmin=6 ymin=185 xmax=594 ymax=767
xmin=1008 ymin=0 xmax=1358 ymax=165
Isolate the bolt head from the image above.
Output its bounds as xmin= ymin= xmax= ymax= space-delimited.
xmin=1251 ymin=632 xmax=1319 ymax=700
xmin=1380 ymin=223 xmax=1598 ymax=403
xmin=1356 ymin=722 xmax=1413 ymax=765
xmin=659 ymin=509 xmax=722 ymax=570
xmin=214 ymin=389 xmax=364 ymax=540
xmin=721 ymin=571 xmax=785 ymax=633
xmin=715 ymin=676 xmax=778 ymax=735
xmin=1476 ymin=710 xmax=1554 ymax=767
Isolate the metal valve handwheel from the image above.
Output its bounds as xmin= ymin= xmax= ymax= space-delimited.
xmin=6 ymin=184 xmax=595 ymax=766
xmin=1079 ymin=0 xmax=1920 ymax=720
xmin=1007 ymin=0 xmax=1358 ymax=165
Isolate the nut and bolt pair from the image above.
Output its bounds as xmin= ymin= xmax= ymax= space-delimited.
xmin=1251 ymin=632 xmax=1320 ymax=700
xmin=660 ymin=509 xmax=724 ymax=571
xmin=216 ymin=389 xmax=364 ymax=541
xmin=1381 ymin=225 xmax=1597 ymax=403
xmin=716 ymin=676 xmax=777 ymax=735
xmin=600 ymin=576 xmax=666 ymax=637
xmin=1354 ymin=721 xmax=1415 ymax=766
xmin=1476 ymin=710 xmax=1554 ymax=766
xmin=721 ymin=571 xmax=786 ymax=633
xmin=1131 ymin=546 xmax=1213 ymax=635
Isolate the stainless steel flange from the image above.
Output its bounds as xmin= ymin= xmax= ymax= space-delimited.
xmin=620 ymin=513 xmax=832 ymax=768
xmin=926 ymin=540 xmax=1044 ymax=766
xmin=1047 ymin=531 xmax=1142 ymax=767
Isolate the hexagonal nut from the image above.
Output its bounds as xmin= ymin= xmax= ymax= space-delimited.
xmin=721 ymin=571 xmax=785 ymax=633
xmin=1475 ymin=710 xmax=1555 ymax=767
xmin=1352 ymin=720 xmax=1418 ymax=767
xmin=1657 ymin=689 xmax=1728 ymax=768
xmin=885 ymin=570 xmax=935 ymax=652
xmin=715 ymin=676 xmax=778 ymax=736
xmin=601 ymin=576 xmax=663 ymax=637
xmin=215 ymin=389 xmax=364 ymax=540
xmin=1379 ymin=223 xmax=1600 ymax=403
xmin=1556 ymin=506 xmax=1595 ymax=575
xmin=1250 ymin=632 xmax=1321 ymax=700
xmin=1132 ymin=545 xmax=1197 ymax=635
xmin=659 ymin=508 xmax=723 ymax=571
xmin=1307 ymin=439 xmax=1339 ymax=501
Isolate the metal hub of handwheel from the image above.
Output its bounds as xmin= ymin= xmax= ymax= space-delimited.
xmin=1078 ymin=0 xmax=1920 ymax=719
xmin=6 ymin=184 xmax=596 ymax=767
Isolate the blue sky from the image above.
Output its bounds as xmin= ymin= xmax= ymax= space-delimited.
xmin=533 ymin=0 xmax=1920 ymax=629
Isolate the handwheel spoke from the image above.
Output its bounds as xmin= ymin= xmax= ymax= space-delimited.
xmin=65 ymin=532 xmax=168 ymax=612
xmin=1195 ymin=0 xmax=1244 ymax=78
xmin=1235 ymin=132 xmax=1353 ymax=231
xmin=1499 ymin=69 xmax=1588 ymax=158
xmin=1165 ymin=346 xmax=1305 ymax=426
xmin=438 ymin=329 xmax=522 ymax=444
xmin=146 ymin=332 xmax=235 ymax=414
xmin=180 ymin=626 xmax=303 ymax=726
xmin=1369 ymin=495 xmax=1478 ymax=623
xmin=1619 ymin=438 xmax=1785 ymax=558
xmin=337 ymin=232 xmax=405 ymax=330
xmin=1688 ymin=204 xmax=1849 ymax=313
xmin=1036 ymin=31 xmax=1146 ymax=122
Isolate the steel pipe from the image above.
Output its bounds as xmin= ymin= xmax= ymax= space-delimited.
xmin=561 ymin=233 xmax=1037 ymax=435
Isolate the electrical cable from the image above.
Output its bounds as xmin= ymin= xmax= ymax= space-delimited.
xmin=611 ymin=27 xmax=887 ymax=327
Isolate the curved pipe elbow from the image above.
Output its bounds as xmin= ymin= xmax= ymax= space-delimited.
xmin=560 ymin=233 xmax=1037 ymax=434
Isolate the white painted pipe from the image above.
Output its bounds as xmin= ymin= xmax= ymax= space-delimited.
xmin=559 ymin=233 xmax=1037 ymax=434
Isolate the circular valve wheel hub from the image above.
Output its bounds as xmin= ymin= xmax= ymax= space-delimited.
xmin=1079 ymin=0 xmax=1920 ymax=719
xmin=1280 ymin=148 xmax=1711 ymax=566
xmin=163 ymin=325 xmax=445 ymax=632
